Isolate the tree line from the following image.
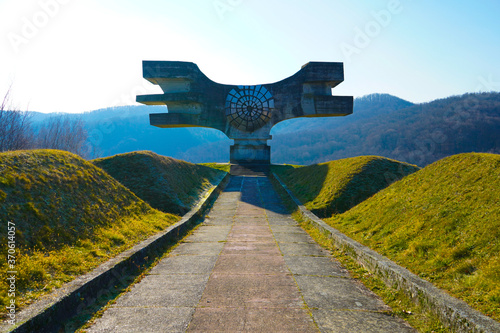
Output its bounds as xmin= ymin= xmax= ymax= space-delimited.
xmin=3 ymin=90 xmax=498 ymax=165
xmin=271 ymin=92 xmax=500 ymax=166
xmin=0 ymin=88 xmax=90 ymax=158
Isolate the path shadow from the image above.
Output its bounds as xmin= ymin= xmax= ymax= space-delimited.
xmin=221 ymin=172 xmax=329 ymax=215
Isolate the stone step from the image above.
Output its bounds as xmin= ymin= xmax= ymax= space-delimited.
xmin=229 ymin=164 xmax=270 ymax=176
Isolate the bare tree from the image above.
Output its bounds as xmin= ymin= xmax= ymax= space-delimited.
xmin=0 ymin=87 xmax=33 ymax=152
xmin=35 ymin=115 xmax=90 ymax=158
xmin=1 ymin=87 xmax=92 ymax=158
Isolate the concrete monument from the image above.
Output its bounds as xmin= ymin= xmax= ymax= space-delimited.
xmin=137 ymin=61 xmax=353 ymax=164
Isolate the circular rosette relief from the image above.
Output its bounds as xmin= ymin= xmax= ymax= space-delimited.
xmin=225 ymin=85 xmax=274 ymax=132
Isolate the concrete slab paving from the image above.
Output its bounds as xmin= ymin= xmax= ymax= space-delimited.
xmin=115 ymin=274 xmax=209 ymax=307
xmin=229 ymin=225 xmax=271 ymax=233
xmin=187 ymin=307 xmax=317 ymax=333
xmin=198 ymin=273 xmax=304 ymax=308
xmin=87 ymin=175 xmax=415 ymax=332
xmin=284 ymin=256 xmax=350 ymax=277
xmin=266 ymin=208 xmax=291 ymax=216
xmin=278 ymin=242 xmax=331 ymax=256
xmin=169 ymin=242 xmax=225 ymax=256
xmin=195 ymin=225 xmax=233 ymax=233
xmin=149 ymin=255 xmax=218 ymax=275
xmin=221 ymin=242 xmax=282 ymax=256
xmin=226 ymin=232 xmax=275 ymax=242
xmin=234 ymin=218 xmax=269 ymax=225
xmin=86 ymin=307 xmax=195 ymax=333
xmin=203 ymin=217 xmax=233 ymax=226
xmin=267 ymin=217 xmax=301 ymax=225
xmin=294 ymin=275 xmax=391 ymax=311
xmin=273 ymin=231 xmax=317 ymax=243
xmin=182 ymin=231 xmax=229 ymax=243
xmin=229 ymin=225 xmax=274 ymax=234
xmin=213 ymin=254 xmax=291 ymax=274
xmin=270 ymin=225 xmax=306 ymax=233
xmin=311 ymin=309 xmax=416 ymax=333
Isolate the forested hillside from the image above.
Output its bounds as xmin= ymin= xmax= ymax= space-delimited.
xmin=29 ymin=92 xmax=500 ymax=167
xmin=30 ymin=105 xmax=229 ymax=160
xmin=271 ymin=92 xmax=500 ymax=166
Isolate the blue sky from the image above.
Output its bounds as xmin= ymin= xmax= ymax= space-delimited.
xmin=1 ymin=0 xmax=499 ymax=113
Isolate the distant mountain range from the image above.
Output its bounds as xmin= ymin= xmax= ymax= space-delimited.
xmin=272 ymin=92 xmax=500 ymax=166
xmin=30 ymin=92 xmax=500 ymax=167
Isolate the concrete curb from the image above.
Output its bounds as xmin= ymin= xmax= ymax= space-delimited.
xmin=4 ymin=173 xmax=230 ymax=333
xmin=271 ymin=172 xmax=500 ymax=333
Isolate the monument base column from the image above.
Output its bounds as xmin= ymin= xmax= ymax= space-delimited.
xmin=230 ymin=138 xmax=271 ymax=165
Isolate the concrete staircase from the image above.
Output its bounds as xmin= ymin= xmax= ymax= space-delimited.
xmin=229 ymin=164 xmax=270 ymax=176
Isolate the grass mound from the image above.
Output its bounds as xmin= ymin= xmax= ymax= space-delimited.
xmin=93 ymin=151 xmax=225 ymax=215
xmin=0 ymin=150 xmax=179 ymax=312
xmin=199 ymin=162 xmax=230 ymax=173
xmin=324 ymin=153 xmax=500 ymax=320
xmin=273 ymin=156 xmax=419 ymax=217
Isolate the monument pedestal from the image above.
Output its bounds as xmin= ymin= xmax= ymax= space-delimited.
xmin=230 ymin=139 xmax=271 ymax=164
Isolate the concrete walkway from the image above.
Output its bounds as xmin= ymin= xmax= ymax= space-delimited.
xmin=87 ymin=176 xmax=415 ymax=332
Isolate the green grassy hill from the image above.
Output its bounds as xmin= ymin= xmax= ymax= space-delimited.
xmin=280 ymin=153 xmax=499 ymax=320
xmin=273 ymin=156 xmax=420 ymax=217
xmin=93 ymin=151 xmax=225 ymax=215
xmin=0 ymin=150 xmax=183 ymax=312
